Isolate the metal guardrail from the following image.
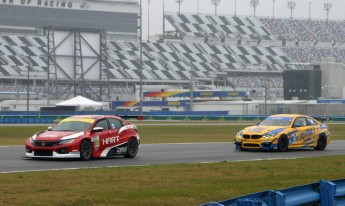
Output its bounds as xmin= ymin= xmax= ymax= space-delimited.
xmin=201 ymin=179 xmax=345 ymax=206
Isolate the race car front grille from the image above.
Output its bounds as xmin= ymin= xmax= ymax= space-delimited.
xmin=243 ymin=135 xmax=250 ymax=139
xmin=34 ymin=150 xmax=53 ymax=156
xmin=34 ymin=141 xmax=59 ymax=147
xmin=242 ymin=135 xmax=262 ymax=139
xmin=251 ymin=135 xmax=262 ymax=139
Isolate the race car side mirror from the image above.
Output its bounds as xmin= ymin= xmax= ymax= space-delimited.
xmin=92 ymin=127 xmax=104 ymax=133
xmin=47 ymin=126 xmax=53 ymax=131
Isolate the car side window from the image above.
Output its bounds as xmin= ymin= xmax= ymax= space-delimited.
xmin=306 ymin=118 xmax=317 ymax=126
xmin=108 ymin=118 xmax=123 ymax=129
xmin=294 ymin=117 xmax=307 ymax=127
xmin=94 ymin=119 xmax=109 ymax=130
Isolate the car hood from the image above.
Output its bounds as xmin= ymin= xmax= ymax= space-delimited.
xmin=33 ymin=131 xmax=85 ymax=141
xmin=242 ymin=126 xmax=287 ymax=135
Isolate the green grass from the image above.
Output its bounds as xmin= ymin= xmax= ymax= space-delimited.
xmin=0 ymin=156 xmax=344 ymax=206
xmin=1 ymin=122 xmax=344 ymax=145
xmin=0 ymin=125 xmax=47 ymax=145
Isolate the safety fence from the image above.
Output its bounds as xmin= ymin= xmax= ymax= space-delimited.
xmin=0 ymin=112 xmax=344 ymax=124
xmin=0 ymin=117 xmax=56 ymax=124
xmin=0 ymin=115 xmax=267 ymax=124
xmin=201 ymin=179 xmax=345 ymax=206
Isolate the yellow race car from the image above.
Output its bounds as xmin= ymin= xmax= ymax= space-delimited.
xmin=234 ymin=114 xmax=331 ymax=151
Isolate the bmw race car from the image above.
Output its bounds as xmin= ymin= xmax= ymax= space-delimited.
xmin=25 ymin=115 xmax=140 ymax=160
xmin=235 ymin=114 xmax=331 ymax=151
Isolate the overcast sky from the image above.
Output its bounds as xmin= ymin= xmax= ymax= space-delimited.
xmin=140 ymin=0 xmax=345 ymax=39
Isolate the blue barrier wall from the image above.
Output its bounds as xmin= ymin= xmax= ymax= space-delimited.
xmin=0 ymin=111 xmax=342 ymax=124
xmin=201 ymin=179 xmax=345 ymax=206
xmin=0 ymin=114 xmax=266 ymax=124
xmin=0 ymin=111 xmax=228 ymax=116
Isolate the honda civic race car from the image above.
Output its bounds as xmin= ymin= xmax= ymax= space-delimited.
xmin=234 ymin=114 xmax=331 ymax=151
xmin=25 ymin=115 xmax=140 ymax=160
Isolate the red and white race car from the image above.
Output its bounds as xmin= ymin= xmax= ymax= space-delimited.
xmin=25 ymin=115 xmax=140 ymax=160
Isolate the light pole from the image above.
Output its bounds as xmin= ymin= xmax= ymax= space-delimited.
xmin=250 ymin=0 xmax=259 ymax=17
xmin=211 ymin=0 xmax=221 ymax=16
xmin=308 ymin=2 xmax=312 ymax=20
xmin=163 ymin=0 xmax=165 ymax=39
xmin=234 ymin=0 xmax=237 ymax=16
xmin=147 ymin=0 xmax=150 ymax=41
xmin=27 ymin=61 xmax=30 ymax=112
xmin=272 ymin=0 xmax=275 ymax=18
xmin=264 ymin=74 xmax=271 ymax=116
xmin=197 ymin=0 xmax=199 ymax=14
xmin=139 ymin=0 xmax=143 ymax=114
xmin=175 ymin=0 xmax=184 ymax=14
xmin=287 ymin=1 xmax=296 ymax=20
xmin=189 ymin=61 xmax=194 ymax=112
xmin=20 ymin=56 xmax=31 ymax=113
xmin=324 ymin=3 xmax=332 ymax=22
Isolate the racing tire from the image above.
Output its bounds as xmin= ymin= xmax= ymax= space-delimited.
xmin=277 ymin=135 xmax=289 ymax=152
xmin=314 ymin=135 xmax=327 ymax=151
xmin=80 ymin=140 xmax=92 ymax=160
xmin=124 ymin=138 xmax=139 ymax=158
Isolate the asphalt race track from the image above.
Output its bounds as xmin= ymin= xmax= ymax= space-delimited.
xmin=1 ymin=141 xmax=345 ymax=173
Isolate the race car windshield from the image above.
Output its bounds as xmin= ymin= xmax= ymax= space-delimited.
xmin=51 ymin=121 xmax=92 ymax=132
xmin=259 ymin=117 xmax=292 ymax=127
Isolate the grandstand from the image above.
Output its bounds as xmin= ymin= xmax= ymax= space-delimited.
xmin=164 ymin=13 xmax=277 ymax=42
xmin=0 ymin=1 xmax=345 ymax=105
xmin=0 ymin=0 xmax=139 ymax=102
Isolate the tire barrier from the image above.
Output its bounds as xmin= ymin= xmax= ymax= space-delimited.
xmin=201 ymin=179 xmax=345 ymax=206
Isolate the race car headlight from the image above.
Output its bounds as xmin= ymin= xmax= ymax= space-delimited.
xmin=30 ymin=134 xmax=37 ymax=144
xmin=236 ymin=133 xmax=242 ymax=138
xmin=263 ymin=134 xmax=276 ymax=139
xmin=59 ymin=138 xmax=76 ymax=145
xmin=59 ymin=132 xmax=84 ymax=145
xmin=235 ymin=131 xmax=243 ymax=141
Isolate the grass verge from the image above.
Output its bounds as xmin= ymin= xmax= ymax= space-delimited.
xmin=0 ymin=155 xmax=344 ymax=206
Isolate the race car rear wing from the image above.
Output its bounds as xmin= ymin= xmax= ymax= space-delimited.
xmin=313 ymin=116 xmax=331 ymax=123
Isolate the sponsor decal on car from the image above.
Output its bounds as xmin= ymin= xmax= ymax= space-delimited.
xmin=61 ymin=118 xmax=95 ymax=123
xmin=117 ymin=147 xmax=127 ymax=154
xmin=91 ymin=135 xmax=100 ymax=150
xmin=102 ymin=136 xmax=119 ymax=145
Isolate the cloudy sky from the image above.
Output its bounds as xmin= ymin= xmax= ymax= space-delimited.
xmin=139 ymin=0 xmax=345 ymax=39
